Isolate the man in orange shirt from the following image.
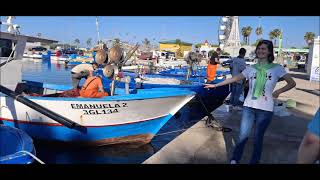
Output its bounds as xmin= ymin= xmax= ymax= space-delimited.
xmin=207 ymin=48 xmax=221 ymax=83
xmin=79 ymin=75 xmax=109 ymax=98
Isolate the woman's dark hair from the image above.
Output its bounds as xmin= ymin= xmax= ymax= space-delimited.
xmin=255 ymin=40 xmax=275 ymax=63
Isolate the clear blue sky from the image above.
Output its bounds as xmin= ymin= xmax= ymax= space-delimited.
xmin=1 ymin=16 xmax=319 ymax=48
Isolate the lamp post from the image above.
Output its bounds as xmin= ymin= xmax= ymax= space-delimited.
xmin=278 ymin=29 xmax=284 ymax=65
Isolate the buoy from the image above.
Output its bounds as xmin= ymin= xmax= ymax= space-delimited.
xmin=95 ymin=49 xmax=107 ymax=65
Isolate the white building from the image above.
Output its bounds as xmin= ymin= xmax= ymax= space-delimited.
xmin=199 ymin=40 xmax=215 ymax=58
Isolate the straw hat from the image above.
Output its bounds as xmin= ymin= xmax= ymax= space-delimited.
xmin=108 ymin=46 xmax=123 ymax=64
xmin=95 ymin=49 xmax=107 ymax=65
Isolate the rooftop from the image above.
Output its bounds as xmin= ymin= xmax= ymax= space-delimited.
xmin=0 ymin=31 xmax=58 ymax=44
xmin=159 ymin=40 xmax=192 ymax=46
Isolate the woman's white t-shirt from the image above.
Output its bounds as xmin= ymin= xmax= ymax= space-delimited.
xmin=241 ymin=65 xmax=287 ymax=112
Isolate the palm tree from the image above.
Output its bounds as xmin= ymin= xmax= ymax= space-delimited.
xmin=241 ymin=27 xmax=247 ymax=45
xmin=74 ymin=39 xmax=80 ymax=49
xmin=269 ymin=31 xmax=276 ymax=45
xmin=304 ymin=32 xmax=315 ymax=46
xmin=246 ymin=26 xmax=253 ymax=45
xmin=241 ymin=26 xmax=253 ymax=45
xmin=255 ymin=26 xmax=263 ymax=39
xmin=271 ymin=29 xmax=281 ymax=46
xmin=86 ymin=38 xmax=92 ymax=48
xmin=175 ymin=39 xmax=184 ymax=58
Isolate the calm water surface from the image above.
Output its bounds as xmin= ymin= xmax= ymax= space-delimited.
xmin=21 ymin=58 xmax=207 ymax=164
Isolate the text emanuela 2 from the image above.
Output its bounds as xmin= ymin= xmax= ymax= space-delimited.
xmin=71 ymin=103 xmax=128 ymax=115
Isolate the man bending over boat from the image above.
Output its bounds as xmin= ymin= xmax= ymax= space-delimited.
xmin=71 ymin=62 xmax=99 ymax=89
xmin=79 ymin=74 xmax=109 ymax=98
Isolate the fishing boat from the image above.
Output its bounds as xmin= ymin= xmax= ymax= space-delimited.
xmin=0 ymin=125 xmax=36 ymax=164
xmin=65 ymin=56 xmax=94 ymax=66
xmin=51 ymin=55 xmax=70 ymax=62
xmin=158 ymin=66 xmax=230 ymax=78
xmin=0 ymin=81 xmax=195 ymax=146
xmin=94 ymin=67 xmax=230 ymax=113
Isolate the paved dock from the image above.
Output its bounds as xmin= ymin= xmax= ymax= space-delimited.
xmin=143 ymin=69 xmax=319 ymax=164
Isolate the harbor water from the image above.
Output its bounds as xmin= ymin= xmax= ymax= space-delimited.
xmin=21 ymin=58 xmax=209 ymax=164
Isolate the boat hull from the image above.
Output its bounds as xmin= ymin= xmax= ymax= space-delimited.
xmin=0 ymin=89 xmax=194 ymax=146
xmin=0 ymin=125 xmax=35 ymax=164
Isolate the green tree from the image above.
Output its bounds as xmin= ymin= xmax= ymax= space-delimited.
xmin=175 ymin=39 xmax=183 ymax=58
xmin=255 ymin=26 xmax=263 ymax=38
xmin=241 ymin=26 xmax=253 ymax=45
xmin=241 ymin=27 xmax=247 ymax=45
xmin=269 ymin=31 xmax=276 ymax=45
xmin=271 ymin=29 xmax=282 ymax=46
xmin=304 ymin=32 xmax=315 ymax=46
xmin=86 ymin=38 xmax=92 ymax=48
xmin=74 ymin=39 xmax=80 ymax=49
xmin=221 ymin=51 xmax=230 ymax=55
xmin=195 ymin=43 xmax=202 ymax=49
xmin=208 ymin=50 xmax=215 ymax=57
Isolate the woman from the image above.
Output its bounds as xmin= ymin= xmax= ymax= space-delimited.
xmin=204 ymin=40 xmax=296 ymax=164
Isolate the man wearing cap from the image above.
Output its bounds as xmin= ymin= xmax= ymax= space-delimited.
xmin=207 ymin=48 xmax=221 ymax=83
xmin=70 ymin=62 xmax=99 ymax=89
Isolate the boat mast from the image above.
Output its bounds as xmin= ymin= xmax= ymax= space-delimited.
xmin=96 ymin=16 xmax=101 ymax=44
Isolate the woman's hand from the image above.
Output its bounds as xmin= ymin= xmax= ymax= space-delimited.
xmin=204 ymin=84 xmax=217 ymax=89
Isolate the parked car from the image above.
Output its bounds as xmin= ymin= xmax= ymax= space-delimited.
xmin=245 ymin=58 xmax=256 ymax=66
xmin=296 ymin=59 xmax=306 ymax=69
xmin=221 ymin=57 xmax=255 ymax=67
xmin=221 ymin=59 xmax=233 ymax=67
xmin=219 ymin=55 xmax=232 ymax=63
xmin=29 ymin=46 xmax=47 ymax=52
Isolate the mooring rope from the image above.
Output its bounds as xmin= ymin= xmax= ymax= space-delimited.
xmin=18 ymin=150 xmax=45 ymax=164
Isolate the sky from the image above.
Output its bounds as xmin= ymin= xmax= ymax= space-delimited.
xmin=1 ymin=16 xmax=319 ymax=48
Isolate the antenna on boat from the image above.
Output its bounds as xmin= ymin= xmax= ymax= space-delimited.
xmin=0 ymin=16 xmax=19 ymax=66
xmin=1 ymin=16 xmax=20 ymax=35
xmin=96 ymin=16 xmax=101 ymax=44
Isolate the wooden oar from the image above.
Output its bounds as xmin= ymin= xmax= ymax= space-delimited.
xmin=0 ymin=85 xmax=87 ymax=132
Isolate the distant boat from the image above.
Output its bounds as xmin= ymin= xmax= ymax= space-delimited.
xmin=23 ymin=53 xmax=43 ymax=59
xmin=0 ymin=125 xmax=36 ymax=164
xmin=96 ymin=68 xmax=231 ymax=113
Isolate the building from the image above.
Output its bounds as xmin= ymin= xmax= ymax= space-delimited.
xmin=0 ymin=31 xmax=58 ymax=58
xmin=159 ymin=39 xmax=192 ymax=58
xmin=199 ymin=40 xmax=215 ymax=58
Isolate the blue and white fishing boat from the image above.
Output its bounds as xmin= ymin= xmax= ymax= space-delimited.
xmin=0 ymin=82 xmax=195 ymax=146
xmin=96 ymin=67 xmax=231 ymax=112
